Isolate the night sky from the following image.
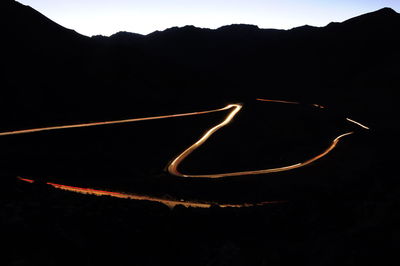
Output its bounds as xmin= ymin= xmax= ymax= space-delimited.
xmin=16 ymin=0 xmax=400 ymax=36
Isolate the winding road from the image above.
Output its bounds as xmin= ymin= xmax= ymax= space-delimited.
xmin=3 ymin=99 xmax=369 ymax=208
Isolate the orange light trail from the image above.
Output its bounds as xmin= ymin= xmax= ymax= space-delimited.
xmin=346 ymin=118 xmax=370 ymax=130
xmin=256 ymin=98 xmax=300 ymax=105
xmin=6 ymin=99 xmax=366 ymax=208
xmin=168 ymin=128 xmax=354 ymax=178
xmin=167 ymin=104 xmax=242 ymax=177
xmin=167 ymin=99 xmax=354 ymax=178
xmin=0 ymin=106 xmax=234 ymax=137
xmin=16 ymin=177 xmax=282 ymax=208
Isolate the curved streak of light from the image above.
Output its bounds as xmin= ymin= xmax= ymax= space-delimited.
xmin=16 ymin=177 xmax=282 ymax=209
xmin=7 ymin=100 xmax=359 ymax=207
xmin=0 ymin=106 xmax=234 ymax=137
xmin=167 ymin=104 xmax=242 ymax=177
xmin=168 ymin=129 xmax=354 ymax=178
xmin=346 ymin=118 xmax=370 ymax=130
xmin=9 ymin=103 xmax=279 ymax=208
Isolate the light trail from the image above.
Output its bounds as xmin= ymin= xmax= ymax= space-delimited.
xmin=16 ymin=177 xmax=281 ymax=209
xmin=346 ymin=118 xmax=370 ymax=130
xmin=256 ymin=98 xmax=300 ymax=105
xmin=17 ymin=177 xmax=34 ymax=183
xmin=6 ymin=99 xmax=365 ymax=208
xmin=167 ymin=99 xmax=354 ymax=178
xmin=167 ymin=104 xmax=242 ymax=177
xmin=312 ymin=104 xmax=325 ymax=109
xmin=168 ymin=129 xmax=354 ymax=178
xmin=8 ymin=103 xmax=277 ymax=208
xmin=0 ymin=106 xmax=234 ymax=137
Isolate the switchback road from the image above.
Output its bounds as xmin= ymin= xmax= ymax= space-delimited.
xmin=3 ymin=99 xmax=369 ymax=208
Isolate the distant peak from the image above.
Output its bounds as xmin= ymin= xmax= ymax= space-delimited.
xmin=342 ymin=7 xmax=400 ymax=25
xmin=362 ymin=7 xmax=399 ymax=18
xmin=110 ymin=31 xmax=143 ymax=38
xmin=290 ymin=24 xmax=318 ymax=31
xmin=217 ymin=24 xmax=260 ymax=31
xmin=376 ymin=7 xmax=398 ymax=15
xmin=161 ymin=25 xmax=203 ymax=33
xmin=182 ymin=25 xmax=198 ymax=29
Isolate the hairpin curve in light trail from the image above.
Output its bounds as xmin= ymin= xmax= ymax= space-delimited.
xmin=5 ymin=99 xmax=362 ymax=208
xmin=167 ymin=99 xmax=355 ymax=178
xmin=167 ymin=123 xmax=354 ymax=178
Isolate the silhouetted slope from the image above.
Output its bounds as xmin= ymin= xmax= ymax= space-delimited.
xmin=2 ymin=0 xmax=94 ymax=129
xmin=1 ymin=1 xmax=400 ymax=130
xmin=3 ymin=0 xmax=90 ymax=69
xmin=341 ymin=7 xmax=400 ymax=27
xmin=2 ymin=0 xmax=86 ymax=41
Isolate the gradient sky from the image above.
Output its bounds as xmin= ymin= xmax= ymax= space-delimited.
xmin=17 ymin=0 xmax=400 ymax=36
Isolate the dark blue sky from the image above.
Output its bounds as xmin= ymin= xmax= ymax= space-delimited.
xmin=17 ymin=0 xmax=400 ymax=36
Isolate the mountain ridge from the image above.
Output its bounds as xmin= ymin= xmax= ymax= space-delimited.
xmin=95 ymin=7 xmax=399 ymax=41
xmin=4 ymin=1 xmax=398 ymax=39
xmin=1 ymin=1 xmax=400 ymax=132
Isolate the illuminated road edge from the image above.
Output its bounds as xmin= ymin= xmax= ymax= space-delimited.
xmin=16 ymin=177 xmax=281 ymax=208
xmin=0 ymin=105 xmax=234 ymax=136
xmin=5 ymin=98 xmax=369 ymax=208
xmin=168 ymin=131 xmax=354 ymax=178
xmin=168 ymin=98 xmax=365 ymax=178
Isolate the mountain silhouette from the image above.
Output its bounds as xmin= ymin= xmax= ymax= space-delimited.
xmin=2 ymin=0 xmax=400 ymax=131
xmin=341 ymin=7 xmax=400 ymax=26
